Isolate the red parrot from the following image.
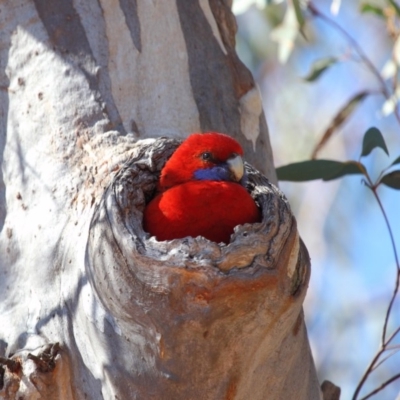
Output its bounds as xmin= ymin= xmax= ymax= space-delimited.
xmin=143 ymin=132 xmax=261 ymax=244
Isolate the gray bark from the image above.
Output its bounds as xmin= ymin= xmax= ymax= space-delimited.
xmin=0 ymin=1 xmax=322 ymax=399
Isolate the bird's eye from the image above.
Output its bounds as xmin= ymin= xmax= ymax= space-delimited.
xmin=201 ymin=152 xmax=212 ymax=161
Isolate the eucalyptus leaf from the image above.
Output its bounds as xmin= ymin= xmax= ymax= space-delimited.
xmin=360 ymin=3 xmax=385 ymax=17
xmin=270 ymin=5 xmax=299 ymax=63
xmin=323 ymin=161 xmax=365 ymax=181
xmin=390 ymin=155 xmax=400 ymax=166
xmin=361 ymin=127 xmax=389 ymax=157
xmin=311 ymin=91 xmax=369 ymax=158
xmin=293 ymin=0 xmax=305 ymax=30
xmin=304 ymin=57 xmax=338 ymax=82
xmin=276 ymin=160 xmax=364 ymax=182
xmin=380 ymin=170 xmax=400 ymax=189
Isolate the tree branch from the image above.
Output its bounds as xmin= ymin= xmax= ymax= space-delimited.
xmin=359 ymin=373 xmax=400 ymax=400
xmin=308 ymin=2 xmax=400 ymax=125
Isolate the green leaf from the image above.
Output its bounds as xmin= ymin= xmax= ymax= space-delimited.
xmin=380 ymin=170 xmax=400 ymax=189
xmin=323 ymin=161 xmax=366 ymax=181
xmin=276 ymin=160 xmax=364 ymax=182
xmin=311 ymin=91 xmax=369 ymax=158
xmin=390 ymin=155 xmax=400 ymax=166
xmin=293 ymin=0 xmax=305 ymax=31
xmin=388 ymin=0 xmax=400 ymax=17
xmin=304 ymin=57 xmax=338 ymax=82
xmin=361 ymin=127 xmax=389 ymax=157
xmin=360 ymin=3 xmax=385 ymax=17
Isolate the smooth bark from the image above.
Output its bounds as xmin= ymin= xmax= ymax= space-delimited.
xmin=0 ymin=1 xmax=322 ymax=399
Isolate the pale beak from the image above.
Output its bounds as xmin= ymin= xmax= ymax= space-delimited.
xmin=227 ymin=154 xmax=244 ymax=182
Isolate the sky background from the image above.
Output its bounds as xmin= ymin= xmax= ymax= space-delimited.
xmin=233 ymin=0 xmax=400 ymax=399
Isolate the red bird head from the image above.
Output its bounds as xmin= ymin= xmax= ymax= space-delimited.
xmin=159 ymin=132 xmax=245 ymax=191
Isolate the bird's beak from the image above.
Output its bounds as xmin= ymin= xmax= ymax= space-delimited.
xmin=227 ymin=154 xmax=244 ymax=182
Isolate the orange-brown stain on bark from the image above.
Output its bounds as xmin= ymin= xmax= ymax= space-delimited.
xmin=224 ymin=375 xmax=239 ymax=400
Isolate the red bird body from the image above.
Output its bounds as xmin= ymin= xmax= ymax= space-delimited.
xmin=143 ymin=132 xmax=261 ymax=244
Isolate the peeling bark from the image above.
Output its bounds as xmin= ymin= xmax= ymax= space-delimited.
xmin=0 ymin=343 xmax=74 ymax=400
xmin=0 ymin=1 xmax=323 ymax=399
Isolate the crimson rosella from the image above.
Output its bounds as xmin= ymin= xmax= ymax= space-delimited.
xmin=143 ymin=132 xmax=261 ymax=244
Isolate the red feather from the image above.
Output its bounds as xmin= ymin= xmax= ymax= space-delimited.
xmin=158 ymin=133 xmax=243 ymax=192
xmin=143 ymin=132 xmax=261 ymax=244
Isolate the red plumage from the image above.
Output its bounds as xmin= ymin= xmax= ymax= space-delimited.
xmin=143 ymin=132 xmax=261 ymax=244
xmin=157 ymin=132 xmax=244 ymax=191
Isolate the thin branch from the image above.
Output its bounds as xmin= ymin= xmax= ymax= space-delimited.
xmin=370 ymin=187 xmax=400 ymax=344
xmin=359 ymin=373 xmax=400 ymax=400
xmin=352 ymin=348 xmax=385 ymax=400
xmin=308 ymin=2 xmax=400 ymax=125
xmin=387 ymin=325 xmax=400 ymax=346
xmin=351 ymin=175 xmax=400 ymax=400
xmin=372 ymin=347 xmax=400 ymax=371
xmin=385 ymin=344 xmax=400 ymax=351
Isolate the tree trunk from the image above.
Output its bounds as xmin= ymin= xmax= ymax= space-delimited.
xmin=0 ymin=1 xmax=322 ymax=399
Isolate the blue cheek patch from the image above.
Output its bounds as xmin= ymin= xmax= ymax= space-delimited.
xmin=193 ymin=165 xmax=231 ymax=181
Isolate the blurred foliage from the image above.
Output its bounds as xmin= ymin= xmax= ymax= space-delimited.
xmin=233 ymin=0 xmax=400 ymax=399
